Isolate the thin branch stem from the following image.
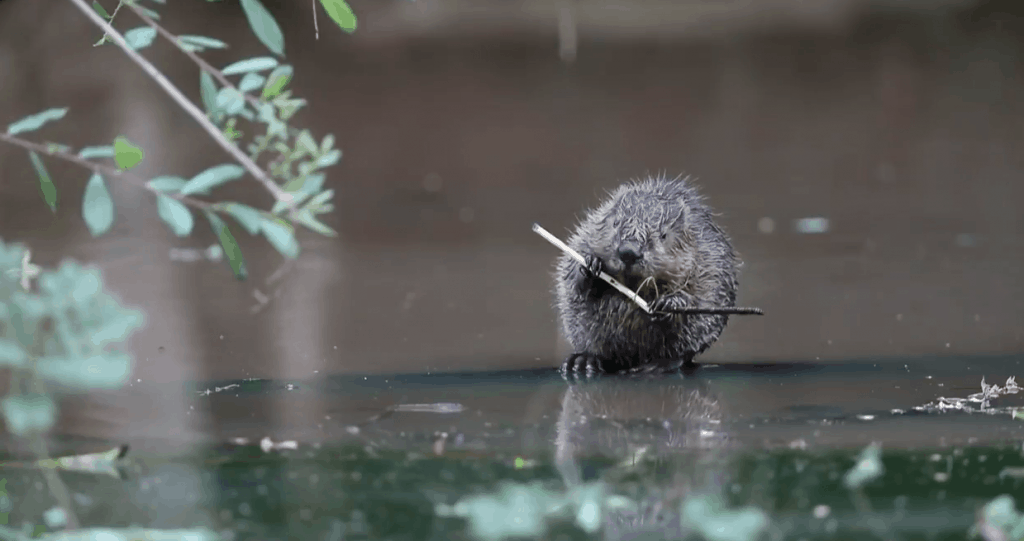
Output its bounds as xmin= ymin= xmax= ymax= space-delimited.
xmin=313 ymin=0 xmax=320 ymax=40
xmin=134 ymin=5 xmax=262 ymax=112
xmin=0 ymin=132 xmax=212 ymax=210
xmin=122 ymin=1 xmax=309 ymax=215
xmin=66 ymin=0 xmax=293 ymax=205
xmin=138 ymin=7 xmax=308 ymax=151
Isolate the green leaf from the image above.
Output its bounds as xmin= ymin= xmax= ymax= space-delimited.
xmin=222 ymin=202 xmax=263 ymax=234
xmin=206 ymin=212 xmax=248 ymax=280
xmin=199 ymin=71 xmax=219 ymax=118
xmin=319 ymin=0 xmax=358 ymax=33
xmin=260 ymin=218 xmax=299 ymax=259
xmin=89 ymin=311 xmax=144 ymax=347
xmin=238 ymin=72 xmax=266 ymax=93
xmin=680 ymin=495 xmax=770 ymax=541
xmin=6 ymin=107 xmax=69 ymax=135
xmin=320 ymin=133 xmax=335 ymax=153
xmin=36 ymin=353 xmax=131 ymax=390
xmin=304 ymin=188 xmax=334 ymax=210
xmin=180 ymin=163 xmax=245 ymax=196
xmin=223 ymin=118 xmax=243 ymax=141
xmin=92 ymin=1 xmax=111 ymax=19
xmin=177 ymin=35 xmax=228 ymax=52
xmin=272 ymin=173 xmax=323 ymax=214
xmin=240 ymin=0 xmax=284 ymax=56
xmin=124 ymin=26 xmax=157 ymax=50
xmin=113 ymin=136 xmax=144 ymax=170
xmin=222 ymin=56 xmax=279 ymax=75
xmin=1 ymin=394 xmax=56 ymax=436
xmin=316 ymin=148 xmax=341 ymax=168
xmin=0 ymin=338 xmax=28 ymax=367
xmin=28 ymin=151 xmax=58 ymax=212
xmin=257 ymin=102 xmax=287 ymax=138
xmin=215 ymin=87 xmax=246 ymax=115
xmin=147 ymin=175 xmax=187 ymax=193
xmin=261 ymin=65 xmax=292 ymax=99
xmin=272 ymin=190 xmax=311 ymax=215
xmin=294 ymin=208 xmax=337 ymax=236
xmin=78 ymin=145 xmax=115 ymax=159
xmin=82 ymin=173 xmax=115 ymax=237
xmin=156 ymin=195 xmax=194 ymax=237
xmin=843 ymin=442 xmax=884 ymax=490
xmin=296 ymin=129 xmax=317 ymax=155
xmin=301 ymin=173 xmax=326 ymax=195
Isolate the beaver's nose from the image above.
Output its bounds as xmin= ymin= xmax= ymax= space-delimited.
xmin=617 ymin=242 xmax=642 ymax=266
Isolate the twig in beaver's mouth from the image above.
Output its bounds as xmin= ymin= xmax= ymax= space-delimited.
xmin=532 ymin=223 xmax=765 ymax=317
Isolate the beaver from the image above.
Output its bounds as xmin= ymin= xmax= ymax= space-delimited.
xmin=554 ymin=174 xmax=740 ymax=375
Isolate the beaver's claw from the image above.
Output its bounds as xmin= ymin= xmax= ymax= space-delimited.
xmin=579 ymin=253 xmax=603 ymax=279
xmin=561 ymin=353 xmax=607 ymax=380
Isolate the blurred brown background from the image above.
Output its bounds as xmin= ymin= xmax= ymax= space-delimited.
xmin=1 ymin=0 xmax=1022 ymax=443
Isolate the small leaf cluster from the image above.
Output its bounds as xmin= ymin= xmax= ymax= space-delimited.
xmin=200 ymin=56 xmax=339 ymax=242
xmin=0 ymin=239 xmax=144 ymax=437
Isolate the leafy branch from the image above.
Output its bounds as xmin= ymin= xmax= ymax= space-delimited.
xmin=0 ymin=0 xmax=358 ymax=535
xmin=1 ymin=0 xmax=356 ymax=281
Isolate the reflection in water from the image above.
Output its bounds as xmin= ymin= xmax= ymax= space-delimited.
xmin=553 ymin=374 xmax=736 ymax=539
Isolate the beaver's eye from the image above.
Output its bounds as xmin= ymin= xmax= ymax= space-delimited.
xmin=660 ymin=232 xmax=668 ymax=241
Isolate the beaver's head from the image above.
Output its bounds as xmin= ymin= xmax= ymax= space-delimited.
xmin=588 ymin=178 xmax=700 ymax=296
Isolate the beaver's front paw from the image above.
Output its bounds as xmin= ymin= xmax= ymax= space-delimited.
xmin=567 ymin=253 xmax=606 ymax=296
xmin=579 ymin=253 xmax=604 ymax=279
xmin=650 ymin=292 xmax=696 ymax=323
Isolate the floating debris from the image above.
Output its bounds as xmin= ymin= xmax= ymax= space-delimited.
xmin=197 ymin=383 xmax=241 ymax=396
xmin=0 ymin=445 xmax=128 ymax=479
xmin=389 ymin=403 xmax=465 ymax=414
xmin=914 ymin=376 xmax=1021 ymax=414
xmin=260 ymin=437 xmax=298 ymax=453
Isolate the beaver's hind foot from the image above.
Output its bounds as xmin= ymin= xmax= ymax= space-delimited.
xmin=560 ymin=353 xmax=610 ymax=379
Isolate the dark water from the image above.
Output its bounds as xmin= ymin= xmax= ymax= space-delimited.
xmin=4 ymin=355 xmax=1023 ymax=539
xmin=175 ymin=355 xmax=1024 ymax=451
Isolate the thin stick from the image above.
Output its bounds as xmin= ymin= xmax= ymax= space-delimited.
xmin=663 ymin=306 xmax=764 ymax=316
xmin=313 ymin=0 xmax=321 ymax=40
xmin=533 ymin=223 xmax=652 ymax=313
xmin=532 ymin=223 xmax=765 ymax=316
